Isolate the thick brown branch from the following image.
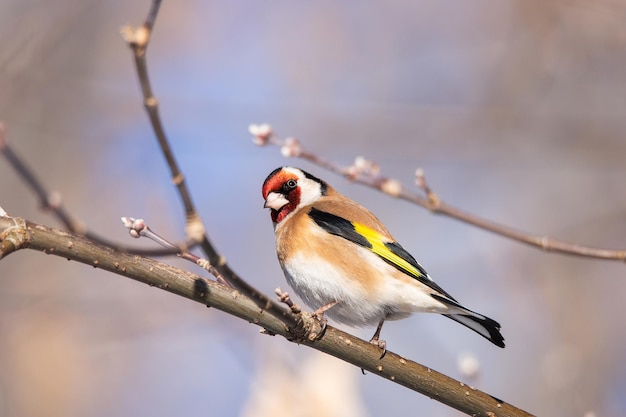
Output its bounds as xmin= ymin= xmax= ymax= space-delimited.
xmin=253 ymin=129 xmax=626 ymax=263
xmin=0 ymin=216 xmax=534 ymax=417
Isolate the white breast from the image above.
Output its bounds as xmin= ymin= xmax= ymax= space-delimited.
xmin=281 ymin=246 xmax=451 ymax=328
xmin=282 ymin=250 xmax=388 ymax=327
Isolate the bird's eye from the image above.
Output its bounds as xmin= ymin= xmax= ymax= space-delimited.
xmin=284 ymin=179 xmax=297 ymax=191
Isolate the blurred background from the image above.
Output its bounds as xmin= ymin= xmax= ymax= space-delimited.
xmin=1 ymin=1 xmax=625 ymax=416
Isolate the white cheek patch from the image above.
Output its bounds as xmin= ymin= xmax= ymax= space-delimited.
xmin=281 ymin=167 xmax=323 ymax=207
xmin=297 ymin=179 xmax=322 ymax=207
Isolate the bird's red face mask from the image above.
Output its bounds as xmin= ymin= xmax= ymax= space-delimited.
xmin=262 ymin=170 xmax=301 ymax=224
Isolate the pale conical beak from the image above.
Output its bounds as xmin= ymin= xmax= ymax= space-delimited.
xmin=264 ymin=192 xmax=289 ymax=210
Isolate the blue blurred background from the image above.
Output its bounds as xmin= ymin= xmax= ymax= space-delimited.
xmin=1 ymin=1 xmax=626 ymax=416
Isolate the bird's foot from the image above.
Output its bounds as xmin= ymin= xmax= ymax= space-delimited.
xmin=369 ymin=336 xmax=387 ymax=359
xmin=369 ymin=318 xmax=388 ymax=359
xmin=310 ymin=301 xmax=337 ymax=339
xmin=361 ymin=336 xmax=387 ymax=374
xmin=278 ymin=297 xmax=337 ymax=342
xmin=312 ymin=301 xmax=338 ymax=319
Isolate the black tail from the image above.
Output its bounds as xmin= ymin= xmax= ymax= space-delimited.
xmin=432 ymin=294 xmax=505 ymax=348
xmin=443 ymin=313 xmax=505 ymax=348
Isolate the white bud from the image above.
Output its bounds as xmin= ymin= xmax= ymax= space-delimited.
xmin=281 ymin=137 xmax=301 ymax=157
xmin=381 ymin=179 xmax=402 ymax=197
xmin=248 ymin=123 xmax=273 ymax=146
xmin=354 ymin=156 xmax=368 ymax=169
xmin=46 ymin=191 xmax=63 ymax=209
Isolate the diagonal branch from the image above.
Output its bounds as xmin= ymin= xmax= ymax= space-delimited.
xmin=120 ymin=1 xmax=297 ymax=328
xmin=0 ymin=215 xmax=534 ymax=417
xmin=0 ymin=122 xmax=189 ymax=257
xmin=250 ymin=126 xmax=626 ymax=263
xmin=120 ymin=0 xmax=199 ymax=239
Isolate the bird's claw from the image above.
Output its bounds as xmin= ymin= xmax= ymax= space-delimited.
xmin=311 ymin=311 xmax=328 ymax=340
xmin=370 ymin=337 xmax=387 ymax=359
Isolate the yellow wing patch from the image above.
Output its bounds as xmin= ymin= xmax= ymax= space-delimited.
xmin=352 ymin=222 xmax=423 ymax=279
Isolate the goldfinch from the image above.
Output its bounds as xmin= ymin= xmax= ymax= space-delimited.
xmin=262 ymin=166 xmax=505 ymax=350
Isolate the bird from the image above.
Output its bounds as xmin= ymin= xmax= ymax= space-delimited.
xmin=262 ymin=166 xmax=505 ymax=353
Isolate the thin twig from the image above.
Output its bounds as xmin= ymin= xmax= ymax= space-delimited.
xmin=275 ymin=287 xmax=302 ymax=314
xmin=121 ymin=216 xmax=231 ymax=286
xmin=121 ymin=1 xmax=298 ymax=328
xmin=250 ymin=125 xmax=626 ymax=263
xmin=143 ymin=0 xmax=162 ymax=33
xmin=120 ymin=0 xmax=200 ymax=240
xmin=0 ymin=216 xmax=534 ymax=417
xmin=0 ymin=123 xmax=189 ymax=257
